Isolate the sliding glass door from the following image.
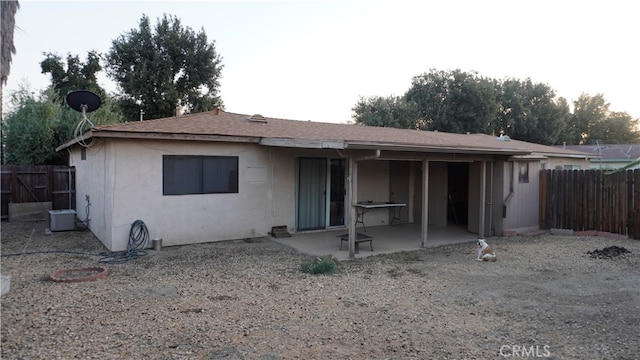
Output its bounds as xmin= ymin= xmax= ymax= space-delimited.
xmin=297 ymin=158 xmax=327 ymax=230
xmin=297 ymin=158 xmax=345 ymax=230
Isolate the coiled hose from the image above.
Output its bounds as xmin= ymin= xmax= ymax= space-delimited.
xmin=99 ymin=220 xmax=149 ymax=264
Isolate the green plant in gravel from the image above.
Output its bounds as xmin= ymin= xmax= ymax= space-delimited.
xmin=300 ymin=256 xmax=337 ymax=275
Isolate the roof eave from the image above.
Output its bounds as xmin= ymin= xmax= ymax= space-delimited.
xmin=259 ymin=138 xmax=345 ymax=149
xmin=56 ymin=130 xmax=96 ymax=152
xmin=345 ymin=142 xmax=532 ymax=156
xmin=56 ymin=130 xmax=261 ymax=151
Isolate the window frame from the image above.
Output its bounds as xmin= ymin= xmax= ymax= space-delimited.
xmin=518 ymin=162 xmax=529 ymax=183
xmin=163 ymin=155 xmax=239 ymax=195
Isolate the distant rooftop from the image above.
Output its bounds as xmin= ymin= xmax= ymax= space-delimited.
xmin=558 ymin=144 xmax=640 ymax=161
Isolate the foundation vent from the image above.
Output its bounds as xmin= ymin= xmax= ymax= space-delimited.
xmin=269 ymin=225 xmax=291 ymax=238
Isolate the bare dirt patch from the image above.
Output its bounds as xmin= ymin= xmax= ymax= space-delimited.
xmin=2 ymin=221 xmax=639 ymax=359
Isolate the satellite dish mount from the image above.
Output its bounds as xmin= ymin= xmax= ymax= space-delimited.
xmin=66 ymin=90 xmax=102 ymax=147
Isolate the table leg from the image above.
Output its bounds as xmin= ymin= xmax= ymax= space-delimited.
xmin=356 ymin=207 xmax=366 ymax=232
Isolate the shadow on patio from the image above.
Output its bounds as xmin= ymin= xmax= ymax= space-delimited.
xmin=270 ymin=223 xmax=478 ymax=261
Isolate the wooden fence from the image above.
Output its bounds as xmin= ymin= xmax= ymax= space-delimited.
xmin=0 ymin=165 xmax=76 ymax=220
xmin=539 ymin=169 xmax=640 ymax=239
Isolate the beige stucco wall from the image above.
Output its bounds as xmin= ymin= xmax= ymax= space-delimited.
xmin=72 ymin=139 xmax=296 ymax=251
xmin=69 ymin=141 xmax=113 ymax=249
xmin=502 ymin=160 xmax=541 ymax=232
xmin=542 ymin=157 xmax=590 ymax=170
xmin=501 ymin=157 xmax=590 ymax=233
xmin=70 ymin=138 xmax=572 ymax=248
xmin=356 ymin=160 xmax=391 ymax=226
xmin=72 ymin=140 xmax=404 ymax=251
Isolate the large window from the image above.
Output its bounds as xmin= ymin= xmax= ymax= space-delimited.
xmin=163 ymin=155 xmax=238 ymax=195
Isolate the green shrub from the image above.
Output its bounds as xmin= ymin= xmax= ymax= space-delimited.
xmin=300 ymin=256 xmax=337 ymax=275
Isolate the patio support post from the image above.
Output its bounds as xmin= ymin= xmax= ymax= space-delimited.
xmin=348 ymin=157 xmax=357 ymax=259
xmin=478 ymin=160 xmax=487 ymax=238
xmin=421 ymin=159 xmax=429 ymax=247
xmin=408 ymin=162 xmax=415 ymax=223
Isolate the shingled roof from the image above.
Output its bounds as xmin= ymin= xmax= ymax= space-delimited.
xmin=58 ymin=109 xmax=593 ymax=158
xmin=559 ymin=144 xmax=640 ymax=161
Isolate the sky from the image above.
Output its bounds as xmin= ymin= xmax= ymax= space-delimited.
xmin=3 ymin=0 xmax=639 ymax=124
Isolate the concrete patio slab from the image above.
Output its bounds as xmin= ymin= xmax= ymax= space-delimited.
xmin=270 ymin=223 xmax=478 ymax=260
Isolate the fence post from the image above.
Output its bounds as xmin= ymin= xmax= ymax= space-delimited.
xmin=10 ymin=166 xmax=17 ymax=203
xmin=47 ymin=166 xmax=54 ymax=204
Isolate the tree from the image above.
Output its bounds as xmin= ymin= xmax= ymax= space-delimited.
xmin=1 ymin=1 xmax=20 ymax=163
xmin=570 ymin=93 xmax=609 ymax=144
xmin=2 ymin=84 xmax=125 ymax=165
xmin=495 ymin=78 xmax=570 ymax=145
xmin=589 ymin=111 xmax=640 ymax=144
xmin=351 ymin=95 xmax=417 ymax=129
xmin=105 ymin=14 xmax=224 ymax=120
xmin=569 ymin=94 xmax=639 ymax=145
xmin=1 ymin=0 xmax=19 ymax=85
xmin=2 ymin=86 xmax=59 ymax=165
xmin=404 ymin=69 xmax=498 ymax=134
xmin=40 ymin=51 xmax=106 ymax=102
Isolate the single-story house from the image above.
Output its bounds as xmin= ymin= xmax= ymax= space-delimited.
xmin=558 ymin=144 xmax=640 ymax=170
xmin=57 ymin=109 xmax=593 ymax=258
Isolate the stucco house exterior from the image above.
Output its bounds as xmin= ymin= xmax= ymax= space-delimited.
xmin=57 ymin=110 xmax=593 ymax=258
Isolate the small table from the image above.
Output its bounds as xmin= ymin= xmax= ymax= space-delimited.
xmin=338 ymin=232 xmax=373 ymax=253
xmin=355 ymin=202 xmax=406 ymax=231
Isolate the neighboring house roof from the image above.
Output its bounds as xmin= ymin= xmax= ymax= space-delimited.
xmin=558 ymin=144 xmax=640 ymax=162
xmin=58 ymin=110 xmax=593 ymax=158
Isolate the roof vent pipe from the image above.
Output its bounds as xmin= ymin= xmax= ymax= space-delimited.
xmin=247 ymin=114 xmax=267 ymax=123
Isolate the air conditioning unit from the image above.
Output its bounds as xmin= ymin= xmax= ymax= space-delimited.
xmin=49 ymin=209 xmax=76 ymax=231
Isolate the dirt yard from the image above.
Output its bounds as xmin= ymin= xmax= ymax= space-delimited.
xmin=1 ymin=221 xmax=639 ymax=359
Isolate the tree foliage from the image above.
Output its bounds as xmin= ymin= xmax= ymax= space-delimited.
xmin=1 ymin=0 xmax=20 ymax=85
xmin=495 ymin=78 xmax=571 ymax=145
xmin=572 ymin=94 xmax=640 ymax=144
xmin=2 ymin=86 xmax=59 ymax=164
xmin=2 ymin=84 xmax=125 ymax=165
xmin=351 ymin=96 xmax=417 ymax=129
xmin=590 ymin=111 xmax=640 ymax=144
xmin=105 ymin=14 xmax=224 ymax=120
xmin=352 ymin=69 xmax=639 ymax=145
xmin=40 ymin=51 xmax=106 ymax=102
xmin=405 ymin=69 xmax=498 ymax=134
xmin=569 ymin=93 xmax=609 ymax=144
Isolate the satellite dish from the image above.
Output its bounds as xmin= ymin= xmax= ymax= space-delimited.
xmin=66 ymin=90 xmax=101 ymax=147
xmin=66 ymin=90 xmax=102 ymax=113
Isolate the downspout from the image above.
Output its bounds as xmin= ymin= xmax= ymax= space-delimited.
xmin=488 ymin=161 xmax=494 ymax=236
xmin=503 ymin=161 xmax=514 ymax=218
xmin=68 ymin=167 xmax=72 ymax=210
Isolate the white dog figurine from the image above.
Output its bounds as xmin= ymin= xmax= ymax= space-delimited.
xmin=476 ymin=239 xmax=497 ymax=262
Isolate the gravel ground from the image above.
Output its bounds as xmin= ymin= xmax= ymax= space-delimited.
xmin=1 ymin=220 xmax=640 ymax=359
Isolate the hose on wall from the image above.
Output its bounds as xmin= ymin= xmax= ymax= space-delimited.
xmin=99 ymin=220 xmax=149 ymax=264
